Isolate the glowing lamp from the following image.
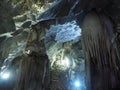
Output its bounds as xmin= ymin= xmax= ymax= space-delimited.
xmin=74 ymin=80 xmax=81 ymax=87
xmin=61 ymin=57 xmax=70 ymax=67
xmin=1 ymin=72 xmax=10 ymax=80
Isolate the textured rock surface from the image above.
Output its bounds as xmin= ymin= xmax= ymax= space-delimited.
xmin=1 ymin=0 xmax=120 ymax=90
xmin=0 ymin=0 xmax=15 ymax=34
xmin=45 ymin=21 xmax=85 ymax=90
xmin=0 ymin=29 xmax=30 ymax=90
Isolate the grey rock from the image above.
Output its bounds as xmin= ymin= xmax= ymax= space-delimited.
xmin=0 ymin=0 xmax=15 ymax=34
xmin=13 ymin=14 xmax=27 ymax=22
xmin=0 ymin=36 xmax=6 ymax=44
xmin=11 ymin=28 xmax=23 ymax=36
xmin=21 ymin=20 xmax=32 ymax=28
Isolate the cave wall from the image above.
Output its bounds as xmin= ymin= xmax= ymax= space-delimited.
xmin=0 ymin=0 xmax=15 ymax=34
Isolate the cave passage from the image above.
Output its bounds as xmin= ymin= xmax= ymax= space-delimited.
xmin=0 ymin=0 xmax=120 ymax=90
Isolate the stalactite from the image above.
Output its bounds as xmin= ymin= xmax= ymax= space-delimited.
xmin=82 ymin=12 xmax=120 ymax=90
